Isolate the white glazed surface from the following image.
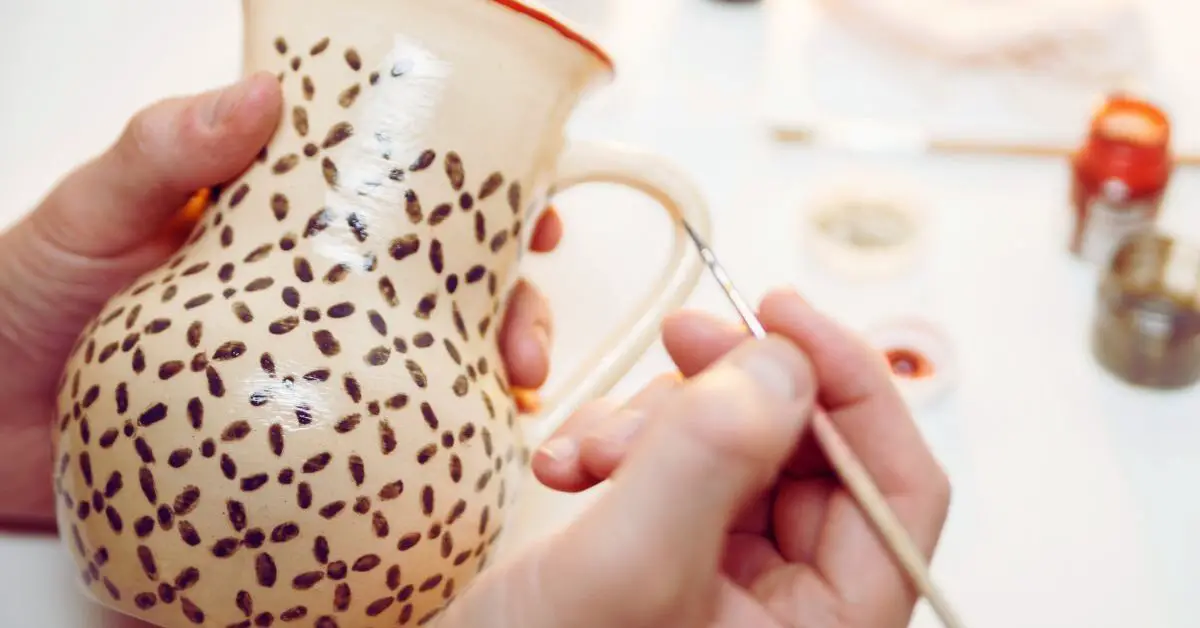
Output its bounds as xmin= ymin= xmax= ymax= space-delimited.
xmin=2 ymin=1 xmax=1200 ymax=627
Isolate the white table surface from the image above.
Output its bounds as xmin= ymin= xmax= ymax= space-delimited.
xmin=1 ymin=1 xmax=1198 ymax=627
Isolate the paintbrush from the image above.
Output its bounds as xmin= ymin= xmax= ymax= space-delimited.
xmin=680 ymin=220 xmax=967 ymax=628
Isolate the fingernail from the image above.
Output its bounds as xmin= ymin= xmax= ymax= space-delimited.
xmin=538 ymin=437 xmax=577 ymax=463
xmin=731 ymin=340 xmax=801 ymax=401
xmin=200 ymin=76 xmax=259 ymax=128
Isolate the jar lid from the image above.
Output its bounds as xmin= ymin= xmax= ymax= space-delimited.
xmin=800 ymin=175 xmax=929 ymax=281
xmin=1089 ymin=93 xmax=1170 ymax=149
xmin=862 ymin=317 xmax=957 ymax=409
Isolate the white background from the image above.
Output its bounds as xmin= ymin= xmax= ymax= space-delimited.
xmin=1 ymin=1 xmax=1198 ymax=626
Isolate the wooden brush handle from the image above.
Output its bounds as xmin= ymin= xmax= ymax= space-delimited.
xmin=772 ymin=126 xmax=1200 ymax=166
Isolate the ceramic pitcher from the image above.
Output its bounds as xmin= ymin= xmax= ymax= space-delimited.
xmin=51 ymin=0 xmax=711 ymax=626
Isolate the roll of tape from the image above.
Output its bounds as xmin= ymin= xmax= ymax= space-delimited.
xmin=800 ymin=174 xmax=929 ymax=281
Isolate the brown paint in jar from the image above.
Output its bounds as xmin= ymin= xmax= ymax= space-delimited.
xmin=1092 ymin=231 xmax=1200 ymax=389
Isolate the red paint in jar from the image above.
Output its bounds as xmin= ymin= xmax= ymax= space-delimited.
xmin=885 ymin=347 xmax=935 ymax=379
xmin=1070 ymin=94 xmax=1173 ymax=265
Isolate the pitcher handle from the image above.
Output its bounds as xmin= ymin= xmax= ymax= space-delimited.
xmin=521 ymin=140 xmax=712 ymax=445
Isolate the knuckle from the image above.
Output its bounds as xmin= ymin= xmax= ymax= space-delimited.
xmin=756 ymin=335 xmax=818 ymax=401
xmin=119 ymin=106 xmax=161 ymax=163
xmin=115 ymin=95 xmax=190 ymax=171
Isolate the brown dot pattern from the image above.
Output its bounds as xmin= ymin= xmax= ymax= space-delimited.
xmin=52 ymin=33 xmax=529 ymax=628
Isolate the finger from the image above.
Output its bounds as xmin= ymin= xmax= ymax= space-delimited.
xmin=576 ymin=372 xmax=680 ymax=480
xmin=530 ymin=206 xmax=563 ymax=253
xmin=662 ymin=310 xmax=834 ymax=479
xmin=31 ymin=72 xmax=282 ymax=258
xmin=531 ymin=397 xmax=621 ymax=493
xmin=540 ymin=367 xmax=772 ymax=535
xmin=531 ymin=372 xmax=680 ymax=493
xmin=666 ymin=290 xmax=939 ymax=483
xmin=540 ymin=337 xmax=816 ymax=624
xmin=757 ymin=288 xmax=950 ymax=618
xmin=661 ymin=310 xmax=746 ymax=377
xmin=722 ymin=533 xmax=787 ymax=590
xmin=772 ymin=476 xmax=837 ymax=564
xmin=662 ymin=311 xmax=828 ymax=529
xmin=758 ymin=287 xmax=945 ymax=502
xmin=668 ymin=291 xmax=950 ymax=598
xmin=498 ymin=279 xmax=553 ymax=388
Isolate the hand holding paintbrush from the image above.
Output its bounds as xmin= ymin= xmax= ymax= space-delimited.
xmin=494 ymin=287 xmax=957 ymax=628
xmin=683 ymin=221 xmax=966 ymax=627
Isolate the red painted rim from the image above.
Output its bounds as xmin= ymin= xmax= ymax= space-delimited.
xmin=490 ymin=0 xmax=614 ymax=70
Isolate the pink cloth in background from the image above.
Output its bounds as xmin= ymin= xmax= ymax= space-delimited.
xmin=815 ymin=0 xmax=1148 ymax=81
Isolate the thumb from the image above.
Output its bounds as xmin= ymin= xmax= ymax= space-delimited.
xmin=29 ymin=71 xmax=282 ymax=258
xmin=534 ymin=336 xmax=817 ymax=626
xmin=0 ymin=73 xmax=282 ymax=382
